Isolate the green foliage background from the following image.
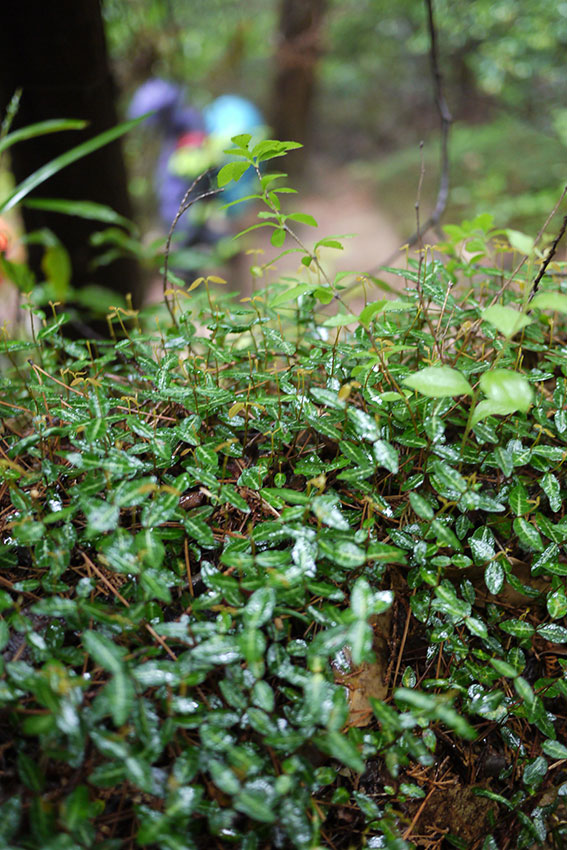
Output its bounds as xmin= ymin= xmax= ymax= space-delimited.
xmin=105 ymin=0 xmax=567 ymax=233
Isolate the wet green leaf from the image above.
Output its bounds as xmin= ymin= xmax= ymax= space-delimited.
xmin=141 ymin=490 xmax=180 ymax=527
xmin=245 ymin=587 xmax=276 ymax=629
xmin=183 ymin=514 xmax=216 ymax=547
xmin=480 ymin=369 xmax=534 ymax=413
xmin=234 ymin=788 xmax=277 ymax=823
xmin=347 ymin=407 xmax=380 ymax=441
xmin=1 ymin=115 xmax=145 ymax=214
xmin=508 ymin=482 xmax=530 ymax=516
xmin=320 ymin=538 xmax=366 ymax=567
xmin=82 ymin=497 xmax=119 ymax=533
xmin=314 ymin=730 xmax=365 ymax=772
xmin=537 ymin=623 xmax=567 ymax=644
xmin=485 ymin=560 xmax=505 ymax=595
xmin=530 ymin=292 xmax=567 ymax=313
xmin=500 ymin=619 xmax=535 ymax=639
xmin=482 ymin=304 xmax=531 ymax=337
xmin=542 ymin=739 xmax=567 ymax=759
xmin=547 ymin=585 xmax=567 ymax=619
xmin=522 ymin=756 xmax=547 ymax=787
xmin=539 ymin=473 xmax=561 ymax=513
xmin=373 ymin=439 xmax=399 ymax=473
xmin=409 ymin=491 xmax=435 ymax=520
xmin=513 ymin=517 xmax=544 ymax=551
xmin=83 ymin=631 xmax=126 ymax=674
xmin=312 ymin=494 xmax=349 ymax=530
xmin=404 ymin=366 xmax=472 ymax=398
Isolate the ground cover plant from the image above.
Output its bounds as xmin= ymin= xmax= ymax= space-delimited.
xmin=2 ymin=138 xmax=567 ymax=850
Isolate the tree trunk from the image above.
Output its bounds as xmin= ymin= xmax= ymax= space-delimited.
xmin=0 ymin=0 xmax=142 ymax=312
xmin=272 ymin=0 xmax=327 ymax=174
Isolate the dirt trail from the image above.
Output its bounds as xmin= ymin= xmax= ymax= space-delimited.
xmin=235 ymin=162 xmax=402 ymax=298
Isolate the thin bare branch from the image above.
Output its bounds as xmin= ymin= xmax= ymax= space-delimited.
xmin=360 ymin=0 xmax=452 ymax=284
xmin=161 ymin=172 xmax=224 ymax=324
xmin=528 ymin=213 xmax=567 ymax=303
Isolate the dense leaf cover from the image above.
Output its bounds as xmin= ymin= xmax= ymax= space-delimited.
xmin=1 ymin=141 xmax=567 ymax=849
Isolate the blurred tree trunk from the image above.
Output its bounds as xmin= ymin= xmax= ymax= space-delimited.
xmin=272 ymin=0 xmax=327 ymax=174
xmin=0 ymin=0 xmax=142 ymax=311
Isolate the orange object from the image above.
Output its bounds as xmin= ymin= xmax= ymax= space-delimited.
xmin=0 ymin=217 xmax=25 ymax=285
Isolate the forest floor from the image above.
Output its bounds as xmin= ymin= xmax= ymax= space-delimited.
xmin=144 ymin=160 xmax=404 ymax=308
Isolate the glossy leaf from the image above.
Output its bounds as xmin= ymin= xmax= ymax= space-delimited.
xmin=482 ymin=304 xmax=531 ymax=337
xmin=500 ymin=619 xmax=535 ymax=639
xmin=312 ymin=495 xmax=350 ymax=530
xmin=530 ymin=292 xmax=567 ymax=313
xmin=0 ymin=115 xmax=145 ymax=214
xmin=404 ymin=366 xmax=472 ymax=398
xmin=547 ymin=586 xmax=567 ymax=619
xmin=537 ymin=623 xmax=567 ymax=644
xmin=82 ymin=497 xmax=119 ymax=533
xmin=431 ymin=460 xmax=468 ymax=495
xmin=320 ymin=538 xmax=366 ymax=567
xmin=542 ymin=739 xmax=567 ymax=759
xmin=141 ymin=490 xmax=180 ymax=527
xmin=234 ymin=788 xmax=277 ymax=823
xmin=0 ymin=118 xmax=86 ymax=156
xmin=479 ymin=369 xmax=534 ymax=413
xmin=25 ymin=197 xmax=134 ymax=230
xmin=347 ymin=407 xmax=380 ymax=441
xmin=244 ymin=587 xmax=276 ymax=629
xmin=539 ymin=473 xmax=561 ymax=512
xmin=183 ymin=514 xmax=216 ymax=547
xmin=409 ymin=491 xmax=435 ymax=520
xmin=485 ymin=560 xmax=505 ymax=595
xmin=83 ymin=631 xmax=126 ymax=674
xmin=105 ymin=671 xmax=135 ymax=726
xmin=373 ymin=439 xmax=399 ymax=473
xmin=314 ymin=730 xmax=365 ymax=772
xmin=513 ymin=517 xmax=544 ymax=551
xmin=508 ymin=483 xmax=530 ymax=516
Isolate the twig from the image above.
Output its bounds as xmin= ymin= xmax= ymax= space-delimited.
xmin=489 ymin=182 xmax=567 ymax=308
xmin=402 ymin=782 xmax=438 ymax=841
xmin=358 ymin=0 xmax=452 ymax=286
xmin=422 ymin=0 xmax=452 ymax=230
xmin=452 ymin=183 xmax=567 ymax=350
xmin=398 ymin=0 xmax=453 ymax=247
xmin=415 ymin=140 xmax=426 ymax=257
xmin=413 ymin=142 xmax=443 ymax=357
xmin=81 ymin=551 xmax=178 ymax=661
xmin=162 ymin=171 xmax=223 ymax=324
xmin=528 ymin=212 xmax=567 ymax=303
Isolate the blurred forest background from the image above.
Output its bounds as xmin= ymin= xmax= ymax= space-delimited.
xmin=106 ymin=0 xmax=567 ymax=242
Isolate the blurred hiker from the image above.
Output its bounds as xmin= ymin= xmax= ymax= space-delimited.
xmin=128 ymin=78 xmax=209 ymax=246
xmin=128 ymin=79 xmax=265 ymax=247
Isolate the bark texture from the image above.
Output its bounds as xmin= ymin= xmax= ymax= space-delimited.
xmin=272 ymin=0 xmax=327 ymax=173
xmin=0 ymin=0 xmax=142 ymax=309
